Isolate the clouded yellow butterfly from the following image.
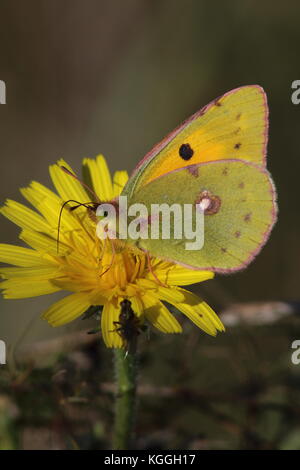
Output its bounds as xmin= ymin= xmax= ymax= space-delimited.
xmin=117 ymin=85 xmax=277 ymax=272
xmin=75 ymin=85 xmax=277 ymax=273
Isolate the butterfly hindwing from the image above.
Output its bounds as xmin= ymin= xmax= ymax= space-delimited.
xmin=127 ymin=159 xmax=277 ymax=272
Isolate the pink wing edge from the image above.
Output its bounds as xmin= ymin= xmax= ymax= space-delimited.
xmin=140 ymin=158 xmax=277 ymax=274
xmin=130 ymin=84 xmax=269 ymax=181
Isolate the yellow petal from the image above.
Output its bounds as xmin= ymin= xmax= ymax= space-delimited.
xmin=1 ymin=279 xmax=60 ymax=298
xmin=101 ymin=299 xmax=123 ymax=348
xmin=170 ymin=288 xmax=224 ymax=336
xmin=42 ymin=292 xmax=91 ymax=326
xmin=0 ymin=244 xmax=47 ymax=267
xmin=33 ymin=196 xmax=81 ymax=232
xmin=51 ymin=277 xmax=98 ymax=293
xmin=129 ymin=295 xmax=144 ymax=318
xmin=156 ymin=286 xmax=186 ymax=303
xmin=20 ymin=181 xmax=62 ymax=208
xmin=82 ymin=155 xmax=113 ymax=201
xmin=95 ymin=155 xmax=113 ymax=199
xmin=113 ymin=171 xmax=129 ymax=197
xmin=0 ymin=200 xmax=50 ymax=232
xmin=178 ymin=288 xmax=224 ymax=332
xmin=49 ymin=159 xmax=89 ymax=203
xmin=21 ymin=186 xmax=79 ymax=234
xmin=141 ymin=293 xmax=182 ymax=333
xmin=0 ymin=265 xmax=59 ymax=279
xmin=136 ymin=278 xmax=157 ymax=290
xmin=136 ymin=280 xmax=186 ymax=303
xmin=150 ymin=263 xmax=215 ymax=286
xmin=19 ymin=229 xmax=70 ymax=255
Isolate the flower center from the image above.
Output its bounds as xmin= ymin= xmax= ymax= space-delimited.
xmin=98 ymin=242 xmax=147 ymax=290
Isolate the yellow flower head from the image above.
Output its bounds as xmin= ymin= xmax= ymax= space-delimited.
xmin=0 ymin=156 xmax=224 ymax=348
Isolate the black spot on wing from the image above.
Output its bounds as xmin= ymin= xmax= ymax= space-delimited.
xmin=179 ymin=143 xmax=194 ymax=160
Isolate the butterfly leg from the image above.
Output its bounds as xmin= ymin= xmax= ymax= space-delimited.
xmin=99 ymin=236 xmax=108 ymax=262
xmin=99 ymin=237 xmax=116 ymax=278
xmin=146 ymin=250 xmax=168 ymax=287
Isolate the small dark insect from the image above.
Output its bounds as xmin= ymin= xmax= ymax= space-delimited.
xmin=113 ymin=299 xmax=144 ymax=351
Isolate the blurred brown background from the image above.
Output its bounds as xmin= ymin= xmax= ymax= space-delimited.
xmin=0 ymin=0 xmax=300 ymax=450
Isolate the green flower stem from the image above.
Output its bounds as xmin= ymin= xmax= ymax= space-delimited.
xmin=112 ymin=347 xmax=138 ymax=450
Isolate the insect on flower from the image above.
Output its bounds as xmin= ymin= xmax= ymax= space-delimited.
xmin=112 ymin=299 xmax=145 ymax=352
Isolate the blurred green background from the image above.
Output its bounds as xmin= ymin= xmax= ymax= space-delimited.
xmin=0 ymin=0 xmax=300 ymax=450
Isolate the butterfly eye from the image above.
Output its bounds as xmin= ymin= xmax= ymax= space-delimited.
xmin=179 ymin=143 xmax=194 ymax=160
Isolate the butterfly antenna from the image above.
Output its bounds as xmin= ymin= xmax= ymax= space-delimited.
xmin=59 ymin=165 xmax=101 ymax=202
xmin=57 ymin=199 xmax=97 ymax=253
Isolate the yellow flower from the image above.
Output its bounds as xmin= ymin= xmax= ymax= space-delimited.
xmin=0 ymin=156 xmax=224 ymax=348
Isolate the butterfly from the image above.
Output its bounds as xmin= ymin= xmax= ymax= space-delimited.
xmin=62 ymin=85 xmax=277 ymax=273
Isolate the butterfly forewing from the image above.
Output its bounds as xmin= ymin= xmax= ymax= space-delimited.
xmin=123 ymin=85 xmax=268 ymax=198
